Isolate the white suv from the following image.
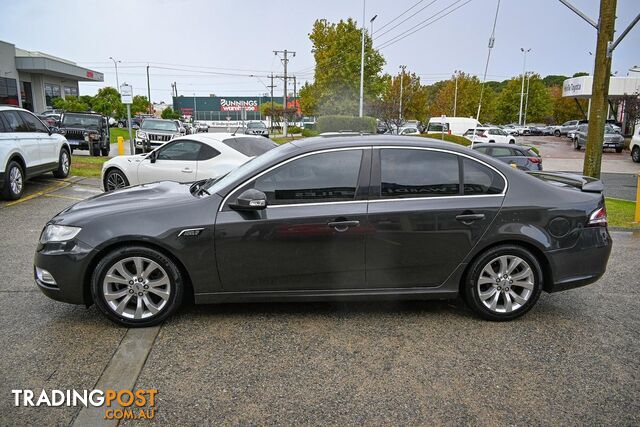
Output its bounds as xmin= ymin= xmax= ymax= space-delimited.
xmin=631 ymin=126 xmax=640 ymax=163
xmin=0 ymin=106 xmax=71 ymax=200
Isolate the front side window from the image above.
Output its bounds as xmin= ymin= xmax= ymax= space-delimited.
xmin=463 ymin=158 xmax=505 ymax=195
xmin=157 ymin=140 xmax=202 ymax=161
xmin=380 ymin=149 xmax=460 ymax=198
xmin=252 ymin=150 xmax=363 ymax=205
xmin=18 ymin=111 xmax=49 ymax=133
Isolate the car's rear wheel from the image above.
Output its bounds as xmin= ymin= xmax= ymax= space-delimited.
xmin=632 ymin=146 xmax=640 ymax=163
xmin=52 ymin=148 xmax=70 ymax=178
xmin=100 ymin=147 xmax=109 ymax=156
xmin=573 ymin=139 xmax=580 ymax=150
xmin=2 ymin=160 xmax=24 ymax=200
xmin=462 ymin=245 xmax=543 ymax=321
xmin=89 ymin=144 xmax=100 ymax=156
xmin=104 ymin=168 xmax=129 ymax=192
xmin=554 ymin=130 xmax=560 ymax=137
xmin=91 ymin=246 xmax=184 ymax=327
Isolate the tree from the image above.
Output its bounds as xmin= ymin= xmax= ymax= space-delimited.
xmin=92 ymin=87 xmax=122 ymax=118
xmin=370 ymin=71 xmax=429 ymax=130
xmin=430 ymin=73 xmax=497 ymax=122
xmin=549 ymin=85 xmax=588 ymax=124
xmin=52 ymin=96 xmax=89 ymax=112
xmin=299 ymin=18 xmax=386 ymax=116
xmin=161 ymin=106 xmax=180 ymax=120
xmin=494 ymin=74 xmax=552 ymax=124
xmin=131 ymin=95 xmax=150 ymax=116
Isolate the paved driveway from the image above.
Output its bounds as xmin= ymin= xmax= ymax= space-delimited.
xmin=0 ymin=176 xmax=638 ymax=425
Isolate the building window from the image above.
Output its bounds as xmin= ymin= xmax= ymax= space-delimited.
xmin=44 ymin=83 xmax=61 ymax=107
xmin=0 ymin=77 xmax=19 ymax=106
xmin=64 ymin=86 xmax=78 ymax=97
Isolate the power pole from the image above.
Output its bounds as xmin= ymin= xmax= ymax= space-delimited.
xmin=267 ymin=74 xmax=276 ymax=132
xmin=359 ymin=0 xmax=366 ymax=117
xmin=293 ymin=75 xmax=297 ymax=121
xmin=398 ymin=65 xmax=406 ymax=125
xmin=453 ymin=70 xmax=459 ymax=117
xmin=146 ymin=65 xmax=151 ymax=113
xmin=274 ymin=49 xmax=295 ymax=137
xmin=583 ymin=0 xmax=616 ymax=178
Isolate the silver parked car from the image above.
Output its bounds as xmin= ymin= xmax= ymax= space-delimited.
xmin=572 ymin=124 xmax=624 ymax=153
xmin=559 ymin=120 xmax=580 ymax=137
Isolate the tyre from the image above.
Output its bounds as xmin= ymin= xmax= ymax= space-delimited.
xmin=509 ymin=139 xmax=515 ymax=144
xmin=118 ymin=122 xmax=124 ymax=128
xmin=632 ymin=146 xmax=640 ymax=163
xmin=2 ymin=160 xmax=24 ymax=200
xmin=52 ymin=148 xmax=70 ymax=179
xmin=89 ymin=144 xmax=100 ymax=156
xmin=615 ymin=147 xmax=623 ymax=154
xmin=573 ymin=139 xmax=580 ymax=150
xmin=104 ymin=168 xmax=129 ymax=192
xmin=100 ymin=146 xmax=110 ymax=157
xmin=462 ymin=245 xmax=543 ymax=321
xmin=554 ymin=130 xmax=560 ymax=137
xmin=91 ymin=246 xmax=184 ymax=327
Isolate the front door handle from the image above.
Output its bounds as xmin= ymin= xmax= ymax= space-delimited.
xmin=181 ymin=168 xmax=193 ymax=173
xmin=327 ymin=220 xmax=360 ymax=232
xmin=456 ymin=213 xmax=485 ymax=224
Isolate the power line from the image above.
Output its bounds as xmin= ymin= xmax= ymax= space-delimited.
xmin=374 ymin=0 xmax=427 ymax=34
xmin=375 ymin=0 xmax=440 ymax=40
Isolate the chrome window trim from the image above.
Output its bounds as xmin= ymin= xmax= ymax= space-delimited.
xmin=219 ymin=147 xmax=367 ymax=211
xmin=219 ymin=145 xmax=508 ymax=211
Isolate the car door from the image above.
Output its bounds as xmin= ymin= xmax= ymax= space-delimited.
xmin=215 ymin=148 xmax=371 ymax=292
xmin=0 ymin=110 xmax=42 ymax=170
xmin=137 ymin=139 xmax=201 ymax=184
xmin=19 ymin=111 xmax=57 ymax=165
xmin=366 ymin=148 xmax=506 ymax=288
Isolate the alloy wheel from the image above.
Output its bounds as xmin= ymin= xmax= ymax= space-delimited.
xmin=9 ymin=166 xmax=23 ymax=195
xmin=106 ymin=171 xmax=127 ymax=191
xmin=476 ymin=255 xmax=534 ymax=313
xmin=102 ymin=256 xmax=171 ymax=320
xmin=61 ymin=151 xmax=70 ymax=175
xmin=632 ymin=147 xmax=640 ymax=163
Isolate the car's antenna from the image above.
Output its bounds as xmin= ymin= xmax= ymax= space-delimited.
xmin=232 ymin=126 xmax=240 ymax=136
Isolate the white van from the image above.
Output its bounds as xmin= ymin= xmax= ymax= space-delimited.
xmin=426 ymin=117 xmax=481 ymax=136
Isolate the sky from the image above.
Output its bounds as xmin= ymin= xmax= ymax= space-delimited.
xmin=0 ymin=0 xmax=638 ymax=103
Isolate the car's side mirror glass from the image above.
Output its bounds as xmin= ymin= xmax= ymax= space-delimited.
xmin=148 ymin=151 xmax=158 ymax=163
xmin=230 ymin=189 xmax=267 ymax=211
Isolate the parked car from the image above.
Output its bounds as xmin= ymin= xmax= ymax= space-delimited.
xmin=134 ymin=119 xmax=182 ymax=154
xmin=398 ymin=126 xmax=420 ymax=135
xmin=499 ymin=125 xmax=520 ymax=136
xmin=630 ymin=126 xmax=640 ymax=163
xmin=463 ymin=127 xmax=516 ymax=144
xmin=572 ymin=124 xmax=624 ymax=153
xmin=542 ymin=125 xmax=561 ymax=136
xmin=117 ymin=117 xmax=142 ymax=129
xmin=558 ymin=120 xmax=580 ymax=137
xmin=527 ymin=124 xmax=546 ymax=136
xmin=426 ymin=117 xmax=481 ymax=136
xmin=472 ymin=143 xmax=542 ymax=171
xmin=194 ymin=122 xmax=209 ymax=133
xmin=243 ymin=121 xmax=269 ymax=137
xmin=182 ymin=122 xmax=194 ymax=135
xmin=0 ymin=106 xmax=71 ymax=200
xmin=59 ymin=112 xmax=110 ymax=156
xmin=102 ymin=133 xmax=277 ymax=192
xmin=38 ymin=115 xmax=58 ymax=127
xmin=35 ymin=135 xmax=611 ymax=327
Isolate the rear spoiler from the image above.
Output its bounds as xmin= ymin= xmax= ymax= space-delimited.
xmin=526 ymin=171 xmax=604 ymax=193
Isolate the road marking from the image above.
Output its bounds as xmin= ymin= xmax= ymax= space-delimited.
xmin=42 ymin=193 xmax=85 ymax=201
xmin=3 ymin=181 xmax=69 ymax=207
xmin=72 ymin=326 xmax=161 ymax=427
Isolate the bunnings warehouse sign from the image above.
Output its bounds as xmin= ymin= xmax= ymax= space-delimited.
xmin=173 ymin=96 xmax=285 ymax=114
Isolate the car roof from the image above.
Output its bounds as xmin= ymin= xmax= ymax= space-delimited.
xmin=0 ymin=105 xmax=27 ymax=112
xmin=472 ymin=142 xmax=530 ymax=150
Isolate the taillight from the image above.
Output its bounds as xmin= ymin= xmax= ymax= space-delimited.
xmin=587 ymin=206 xmax=607 ymax=227
xmin=528 ymin=157 xmax=541 ymax=164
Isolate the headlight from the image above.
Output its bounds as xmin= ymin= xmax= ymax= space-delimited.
xmin=40 ymin=225 xmax=82 ymax=244
xmin=137 ymin=131 xmax=147 ymax=139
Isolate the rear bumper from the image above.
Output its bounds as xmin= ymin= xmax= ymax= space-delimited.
xmin=544 ymin=227 xmax=612 ymax=293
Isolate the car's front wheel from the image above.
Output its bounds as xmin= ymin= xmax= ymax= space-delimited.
xmin=104 ymin=168 xmax=129 ymax=192
xmin=632 ymin=146 xmax=640 ymax=163
xmin=462 ymin=245 xmax=543 ymax=321
xmin=554 ymin=130 xmax=560 ymax=137
xmin=573 ymin=139 xmax=580 ymax=150
xmin=91 ymin=246 xmax=184 ymax=327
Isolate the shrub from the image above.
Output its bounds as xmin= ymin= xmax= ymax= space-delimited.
xmin=420 ymin=133 xmax=471 ymax=147
xmin=526 ymin=145 xmax=540 ymax=155
xmin=287 ymin=125 xmax=303 ymax=134
xmin=302 ymin=129 xmax=320 ymax=137
xmin=316 ymin=115 xmax=376 ymax=133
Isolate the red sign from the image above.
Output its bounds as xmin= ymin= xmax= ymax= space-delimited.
xmin=86 ymin=71 xmax=94 ymax=78
xmin=220 ymin=99 xmax=258 ymax=112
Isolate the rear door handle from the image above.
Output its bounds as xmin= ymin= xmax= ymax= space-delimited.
xmin=456 ymin=213 xmax=485 ymax=224
xmin=327 ymin=220 xmax=360 ymax=232
xmin=181 ymin=168 xmax=193 ymax=173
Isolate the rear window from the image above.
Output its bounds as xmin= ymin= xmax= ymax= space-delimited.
xmin=427 ymin=122 xmax=449 ymax=132
xmin=222 ymin=137 xmax=277 ymax=157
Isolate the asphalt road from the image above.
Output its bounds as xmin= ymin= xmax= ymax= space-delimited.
xmin=1 ymin=175 xmax=639 ymax=425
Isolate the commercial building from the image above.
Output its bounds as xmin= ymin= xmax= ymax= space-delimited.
xmin=0 ymin=40 xmax=103 ymax=113
xmin=173 ymin=95 xmax=289 ymax=122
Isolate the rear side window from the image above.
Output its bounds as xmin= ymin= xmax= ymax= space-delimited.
xmin=0 ymin=111 xmax=29 ymax=132
xmin=198 ymin=144 xmax=220 ymax=161
xmin=18 ymin=111 xmax=49 ymax=133
xmin=223 ymin=137 xmax=276 ymax=157
xmin=491 ymin=147 xmax=513 ymax=157
xmin=463 ymin=158 xmax=505 ymax=195
xmin=380 ymin=149 xmax=460 ymax=198
xmin=253 ymin=150 xmax=363 ymax=205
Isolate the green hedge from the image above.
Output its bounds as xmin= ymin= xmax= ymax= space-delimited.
xmin=420 ymin=133 xmax=471 ymax=147
xmin=316 ymin=115 xmax=377 ymax=133
xmin=287 ymin=125 xmax=303 ymax=134
xmin=301 ymin=129 xmax=320 ymax=137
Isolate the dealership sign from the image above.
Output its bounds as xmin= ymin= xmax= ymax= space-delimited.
xmin=220 ymin=99 xmax=259 ymax=112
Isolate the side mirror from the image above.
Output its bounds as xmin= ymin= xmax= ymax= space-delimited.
xmin=230 ymin=189 xmax=267 ymax=211
xmin=148 ymin=151 xmax=158 ymax=163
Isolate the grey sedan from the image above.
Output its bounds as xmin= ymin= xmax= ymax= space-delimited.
xmin=473 ymin=143 xmax=542 ymax=171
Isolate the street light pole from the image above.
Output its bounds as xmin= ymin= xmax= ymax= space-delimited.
xmin=109 ymin=57 xmax=121 ymax=92
xmin=398 ymin=65 xmax=406 ymax=125
xmin=453 ymin=70 xmax=459 ymax=117
xmin=518 ymin=48 xmax=531 ymax=125
xmin=523 ymin=72 xmax=532 ymax=125
xmin=359 ymin=0 xmax=366 ymax=117
xmin=370 ymin=14 xmax=378 ymax=43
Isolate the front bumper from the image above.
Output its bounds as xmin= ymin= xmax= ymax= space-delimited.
xmin=34 ymin=239 xmax=95 ymax=305
xmin=544 ymin=226 xmax=612 ymax=293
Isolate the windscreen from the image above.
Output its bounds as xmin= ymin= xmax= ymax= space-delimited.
xmin=141 ymin=120 xmax=178 ymax=131
xmin=62 ymin=113 xmax=100 ymax=127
